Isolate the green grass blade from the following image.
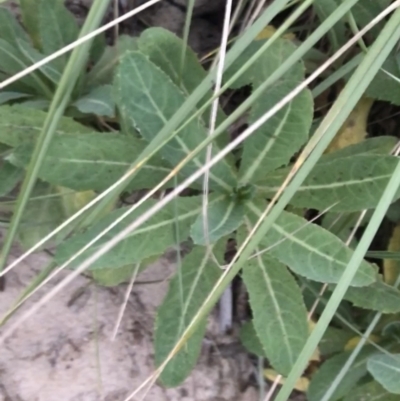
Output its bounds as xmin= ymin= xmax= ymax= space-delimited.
xmin=0 ymin=0 xmax=111 ymax=272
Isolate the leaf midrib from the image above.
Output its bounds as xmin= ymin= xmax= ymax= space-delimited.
xmin=256 ymin=173 xmax=392 ymax=192
xmin=252 ymin=238 xmax=294 ymax=364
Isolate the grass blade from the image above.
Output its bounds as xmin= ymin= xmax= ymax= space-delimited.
xmin=0 ymin=0 xmax=111 ymax=272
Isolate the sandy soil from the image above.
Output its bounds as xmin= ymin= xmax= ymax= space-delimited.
xmin=0 ymin=250 xmax=257 ymax=401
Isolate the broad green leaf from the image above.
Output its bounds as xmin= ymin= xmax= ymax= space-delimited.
xmin=89 ymin=260 xmax=158 ymax=287
xmin=234 ymin=39 xmax=312 ymax=182
xmin=138 ymin=28 xmax=209 ymax=99
xmin=55 ymin=195 xmax=217 ymax=270
xmin=0 ymin=162 xmax=23 ymax=196
xmin=0 ymin=105 xmax=92 ymax=147
xmin=19 ymin=0 xmax=41 ymax=47
xmin=0 ymin=71 xmax=33 ymax=94
xmin=239 ymin=321 xmax=266 ymax=357
xmin=307 ymin=346 xmax=377 ymax=401
xmin=190 ymin=197 xmax=244 ymax=245
xmin=0 ymin=6 xmax=30 ymax=46
xmin=17 ymin=181 xmax=65 ymax=250
xmin=364 ymin=52 xmax=400 ymax=105
xmin=92 ymin=265 xmax=137 ymax=287
xmin=368 ymin=354 xmax=400 ymax=394
xmin=343 ymin=381 xmax=399 ymax=401
xmin=73 ymin=85 xmax=115 ymax=117
xmin=8 ymin=132 xmax=172 ymax=192
xmin=19 ymin=98 xmax=50 ymax=110
xmin=138 ymin=27 xmax=232 ymax=153
xmin=223 ymin=40 xmax=264 ymax=89
xmin=86 ymin=35 xmax=138 ymax=88
xmin=0 ymin=92 xmax=32 ymax=105
xmin=314 ymin=0 xmax=346 ymax=50
xmin=245 ymin=201 xmax=376 ymax=286
xmin=38 ymin=0 xmax=79 ymax=69
xmin=0 ymin=38 xmax=49 ymax=95
xmin=256 ymin=155 xmax=400 ymax=212
xmin=137 ymin=28 xmax=229 ymax=135
xmin=17 ymin=39 xmax=62 ymax=85
xmin=242 ymin=251 xmax=308 ymax=375
xmin=88 ymin=30 xmax=106 ymax=66
xmin=155 ymin=241 xmax=225 ymax=386
xmin=342 ymin=277 xmax=400 ymax=313
xmin=114 ymin=51 xmax=237 ymax=193
xmin=352 ymin=0 xmax=391 ymax=37
xmin=319 ymin=327 xmax=354 ymax=356
xmin=302 ymin=281 xmax=355 ymax=326
xmin=382 ymin=322 xmax=400 ymax=341
xmin=321 ymin=136 xmax=398 ymax=161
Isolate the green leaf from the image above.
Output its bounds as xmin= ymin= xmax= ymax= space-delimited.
xmin=138 ymin=28 xmax=228 ymax=133
xmin=319 ymin=327 xmax=354 ymax=356
xmin=114 ymin=51 xmax=237 ymax=193
xmin=0 ymin=38 xmax=50 ymax=95
xmin=190 ymin=197 xmax=244 ymax=245
xmin=0 ymin=92 xmax=32 ymax=105
xmin=314 ymin=0 xmax=346 ymax=50
xmin=86 ymin=35 xmax=138 ymax=88
xmin=0 ymin=162 xmax=23 ymax=196
xmin=55 ymin=195 xmax=217 ymax=270
xmin=239 ymin=321 xmax=267 ymax=357
xmin=321 ymin=136 xmax=398 ymax=161
xmin=90 ymin=261 xmax=153 ymax=287
xmin=235 ymin=39 xmax=312 ymax=183
xmin=343 ymin=380 xmax=399 ymax=401
xmin=307 ymin=346 xmax=377 ymax=401
xmin=0 ymin=6 xmax=30 ymax=46
xmin=17 ymin=181 xmax=65 ymax=250
xmin=17 ymin=39 xmax=62 ymax=85
xmin=245 ymin=201 xmax=376 ymax=286
xmin=73 ymin=85 xmax=115 ymax=117
xmin=256 ymin=155 xmax=400 ymax=212
xmin=19 ymin=0 xmax=41 ymax=47
xmin=19 ymin=98 xmax=50 ymax=110
xmin=38 ymin=0 xmax=79 ymax=69
xmin=352 ymin=0 xmax=391 ymax=37
xmin=368 ymin=354 xmax=400 ymax=394
xmin=242 ymin=251 xmax=308 ymax=375
xmin=138 ymin=28 xmax=232 ymax=153
xmin=155 ymin=241 xmax=225 ymax=386
xmin=138 ymin=28 xmax=207 ymax=99
xmin=0 ymin=105 xmax=92 ymax=147
xmin=88 ymin=30 xmax=106 ymax=66
xmin=364 ymin=52 xmax=400 ymax=105
xmin=382 ymin=321 xmax=400 ymax=341
xmin=8 ymin=132 xmax=172 ymax=192
xmin=342 ymin=277 xmax=400 ymax=313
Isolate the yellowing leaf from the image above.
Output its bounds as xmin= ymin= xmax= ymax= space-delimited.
xmin=325 ymin=97 xmax=373 ymax=153
xmin=309 ymin=320 xmax=321 ymax=362
xmin=384 ymin=224 xmax=400 ymax=285
xmin=256 ymin=25 xmax=296 ymax=41
xmin=56 ymin=186 xmax=96 ymax=216
xmin=264 ymin=369 xmax=309 ymax=392
xmin=344 ymin=335 xmax=380 ymax=351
